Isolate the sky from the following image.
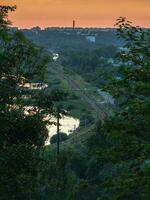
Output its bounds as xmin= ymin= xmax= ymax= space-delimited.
xmin=1 ymin=0 xmax=150 ymax=28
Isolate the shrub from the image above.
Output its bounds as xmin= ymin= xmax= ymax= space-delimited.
xmin=50 ymin=132 xmax=68 ymax=144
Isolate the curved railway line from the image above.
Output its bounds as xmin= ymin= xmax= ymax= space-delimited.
xmin=64 ymin=74 xmax=111 ymax=122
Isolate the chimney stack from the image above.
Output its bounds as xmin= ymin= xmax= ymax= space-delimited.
xmin=73 ymin=20 xmax=75 ymax=30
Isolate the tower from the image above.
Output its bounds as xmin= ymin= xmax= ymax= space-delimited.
xmin=73 ymin=20 xmax=75 ymax=30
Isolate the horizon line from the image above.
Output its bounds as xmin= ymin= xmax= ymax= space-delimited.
xmin=12 ymin=26 xmax=150 ymax=30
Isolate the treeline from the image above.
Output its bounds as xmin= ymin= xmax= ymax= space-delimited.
xmin=0 ymin=5 xmax=65 ymax=199
xmin=21 ymin=27 xmax=122 ymax=52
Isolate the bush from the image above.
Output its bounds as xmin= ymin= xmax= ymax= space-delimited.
xmin=50 ymin=132 xmax=68 ymax=144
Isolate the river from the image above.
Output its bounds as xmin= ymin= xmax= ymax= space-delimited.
xmin=23 ymin=83 xmax=80 ymax=145
xmin=45 ymin=116 xmax=80 ymax=145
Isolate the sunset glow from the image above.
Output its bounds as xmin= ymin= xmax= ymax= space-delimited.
xmin=1 ymin=0 xmax=150 ymax=28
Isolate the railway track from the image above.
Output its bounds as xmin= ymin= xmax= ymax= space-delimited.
xmin=65 ymin=75 xmax=111 ymax=122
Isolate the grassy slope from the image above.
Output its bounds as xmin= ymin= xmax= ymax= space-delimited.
xmin=45 ymin=61 xmax=94 ymax=128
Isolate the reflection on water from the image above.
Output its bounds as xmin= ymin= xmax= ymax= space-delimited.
xmin=46 ymin=116 xmax=80 ymax=145
xmin=23 ymin=106 xmax=79 ymax=146
xmin=24 ymin=83 xmax=48 ymax=90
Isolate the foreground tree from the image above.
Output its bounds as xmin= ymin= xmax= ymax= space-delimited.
xmin=86 ymin=17 xmax=150 ymax=199
xmin=0 ymin=5 xmax=52 ymax=199
xmin=0 ymin=5 xmax=16 ymax=27
xmin=50 ymin=132 xmax=68 ymax=144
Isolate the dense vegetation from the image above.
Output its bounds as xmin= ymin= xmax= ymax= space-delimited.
xmin=22 ymin=27 xmax=122 ymax=52
xmin=0 ymin=4 xmax=150 ymax=200
xmin=0 ymin=5 xmax=55 ymax=199
xmin=62 ymin=45 xmax=118 ymax=87
xmin=50 ymin=132 xmax=68 ymax=144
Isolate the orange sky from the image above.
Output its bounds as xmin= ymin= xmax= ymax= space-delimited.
xmin=1 ymin=0 xmax=150 ymax=28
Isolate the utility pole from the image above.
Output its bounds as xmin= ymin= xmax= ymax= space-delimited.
xmin=74 ymin=124 xmax=76 ymax=131
xmin=57 ymin=107 xmax=60 ymax=156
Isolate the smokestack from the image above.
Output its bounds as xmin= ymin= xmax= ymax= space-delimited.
xmin=73 ymin=20 xmax=75 ymax=30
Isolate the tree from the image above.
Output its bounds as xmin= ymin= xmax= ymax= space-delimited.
xmin=0 ymin=5 xmax=16 ymax=27
xmin=0 ymin=5 xmax=51 ymax=199
xmin=50 ymin=132 xmax=68 ymax=144
xmin=90 ymin=17 xmax=150 ymax=199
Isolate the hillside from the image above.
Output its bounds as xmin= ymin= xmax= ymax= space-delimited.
xmin=19 ymin=27 xmax=123 ymax=52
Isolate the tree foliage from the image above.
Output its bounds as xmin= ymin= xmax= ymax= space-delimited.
xmin=0 ymin=5 xmax=16 ymax=27
xmin=50 ymin=132 xmax=68 ymax=144
xmin=0 ymin=5 xmax=51 ymax=199
xmin=62 ymin=46 xmax=118 ymax=87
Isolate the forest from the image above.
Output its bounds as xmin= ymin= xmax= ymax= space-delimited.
xmin=0 ymin=5 xmax=150 ymax=200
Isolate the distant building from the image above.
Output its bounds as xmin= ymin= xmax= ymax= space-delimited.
xmin=86 ymin=36 xmax=96 ymax=43
xmin=53 ymin=53 xmax=59 ymax=61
